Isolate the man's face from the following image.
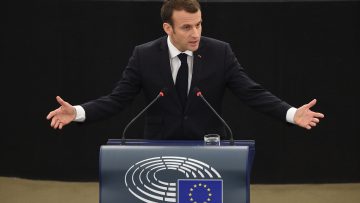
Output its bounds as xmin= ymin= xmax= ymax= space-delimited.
xmin=163 ymin=10 xmax=202 ymax=52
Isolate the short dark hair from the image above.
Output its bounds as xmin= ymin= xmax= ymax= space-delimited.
xmin=161 ymin=0 xmax=201 ymax=26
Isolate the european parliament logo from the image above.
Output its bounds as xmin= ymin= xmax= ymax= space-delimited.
xmin=178 ymin=179 xmax=223 ymax=203
xmin=125 ymin=156 xmax=223 ymax=203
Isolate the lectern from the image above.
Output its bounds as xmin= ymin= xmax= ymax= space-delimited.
xmin=100 ymin=139 xmax=255 ymax=203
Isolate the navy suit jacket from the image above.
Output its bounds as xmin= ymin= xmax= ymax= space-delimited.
xmin=82 ymin=36 xmax=291 ymax=140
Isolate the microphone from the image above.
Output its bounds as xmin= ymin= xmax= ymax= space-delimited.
xmin=194 ymin=87 xmax=235 ymax=145
xmin=121 ymin=88 xmax=167 ymax=145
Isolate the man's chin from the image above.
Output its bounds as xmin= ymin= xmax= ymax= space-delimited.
xmin=188 ymin=44 xmax=199 ymax=52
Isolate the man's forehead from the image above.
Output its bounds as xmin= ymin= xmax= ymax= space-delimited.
xmin=172 ymin=10 xmax=202 ymax=25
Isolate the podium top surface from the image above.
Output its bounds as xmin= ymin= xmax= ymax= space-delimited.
xmin=107 ymin=139 xmax=255 ymax=148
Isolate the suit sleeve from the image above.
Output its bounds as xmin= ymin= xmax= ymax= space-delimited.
xmin=81 ymin=46 xmax=142 ymax=122
xmin=224 ymin=43 xmax=291 ymax=121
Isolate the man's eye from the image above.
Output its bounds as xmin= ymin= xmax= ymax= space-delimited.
xmin=182 ymin=26 xmax=191 ymax=30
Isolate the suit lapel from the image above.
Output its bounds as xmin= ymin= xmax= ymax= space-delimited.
xmin=185 ymin=40 xmax=205 ymax=113
xmin=158 ymin=37 xmax=183 ymax=110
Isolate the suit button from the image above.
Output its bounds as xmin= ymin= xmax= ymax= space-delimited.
xmin=184 ymin=116 xmax=188 ymax=120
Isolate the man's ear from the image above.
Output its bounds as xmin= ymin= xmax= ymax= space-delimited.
xmin=163 ymin=23 xmax=172 ymax=35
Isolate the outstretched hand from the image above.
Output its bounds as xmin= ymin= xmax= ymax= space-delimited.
xmin=46 ymin=96 xmax=76 ymax=129
xmin=294 ymin=99 xmax=325 ymax=130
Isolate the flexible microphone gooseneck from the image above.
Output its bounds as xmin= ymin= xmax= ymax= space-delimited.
xmin=121 ymin=88 xmax=167 ymax=145
xmin=194 ymin=87 xmax=235 ymax=145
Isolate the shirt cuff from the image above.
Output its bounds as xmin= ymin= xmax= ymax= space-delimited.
xmin=73 ymin=105 xmax=86 ymax=122
xmin=286 ymin=107 xmax=297 ymax=124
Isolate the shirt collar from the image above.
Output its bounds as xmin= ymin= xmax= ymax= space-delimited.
xmin=167 ymin=36 xmax=193 ymax=59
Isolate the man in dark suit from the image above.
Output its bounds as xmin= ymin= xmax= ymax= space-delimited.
xmin=47 ymin=0 xmax=324 ymax=140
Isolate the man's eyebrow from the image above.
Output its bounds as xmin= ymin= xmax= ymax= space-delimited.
xmin=179 ymin=24 xmax=191 ymax=28
xmin=181 ymin=20 xmax=202 ymax=27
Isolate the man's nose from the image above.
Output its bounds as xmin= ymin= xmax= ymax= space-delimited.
xmin=191 ymin=27 xmax=200 ymax=38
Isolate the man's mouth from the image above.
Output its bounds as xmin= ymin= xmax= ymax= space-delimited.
xmin=189 ymin=41 xmax=199 ymax=46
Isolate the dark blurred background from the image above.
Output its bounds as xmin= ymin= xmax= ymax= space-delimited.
xmin=1 ymin=0 xmax=359 ymax=183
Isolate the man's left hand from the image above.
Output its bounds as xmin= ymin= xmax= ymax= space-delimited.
xmin=294 ymin=99 xmax=325 ymax=130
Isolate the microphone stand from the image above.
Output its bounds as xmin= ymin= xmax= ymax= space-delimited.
xmin=121 ymin=90 xmax=165 ymax=145
xmin=195 ymin=87 xmax=235 ymax=145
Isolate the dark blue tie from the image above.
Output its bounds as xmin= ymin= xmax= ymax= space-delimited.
xmin=176 ymin=53 xmax=188 ymax=108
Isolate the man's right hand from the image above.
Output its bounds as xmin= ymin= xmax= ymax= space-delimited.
xmin=46 ymin=96 xmax=76 ymax=130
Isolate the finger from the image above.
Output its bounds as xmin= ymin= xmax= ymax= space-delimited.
xmin=309 ymin=122 xmax=317 ymax=127
xmin=59 ymin=122 xmax=63 ymax=130
xmin=312 ymin=118 xmax=320 ymax=123
xmin=54 ymin=120 xmax=61 ymax=129
xmin=56 ymin=96 xmax=69 ymax=107
xmin=50 ymin=117 xmax=57 ymax=127
xmin=46 ymin=111 xmax=55 ymax=120
xmin=306 ymin=99 xmax=317 ymax=109
xmin=315 ymin=112 xmax=325 ymax=118
xmin=52 ymin=118 xmax=60 ymax=128
xmin=306 ymin=125 xmax=312 ymax=130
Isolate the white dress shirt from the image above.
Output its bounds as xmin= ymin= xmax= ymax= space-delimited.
xmin=167 ymin=36 xmax=193 ymax=93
